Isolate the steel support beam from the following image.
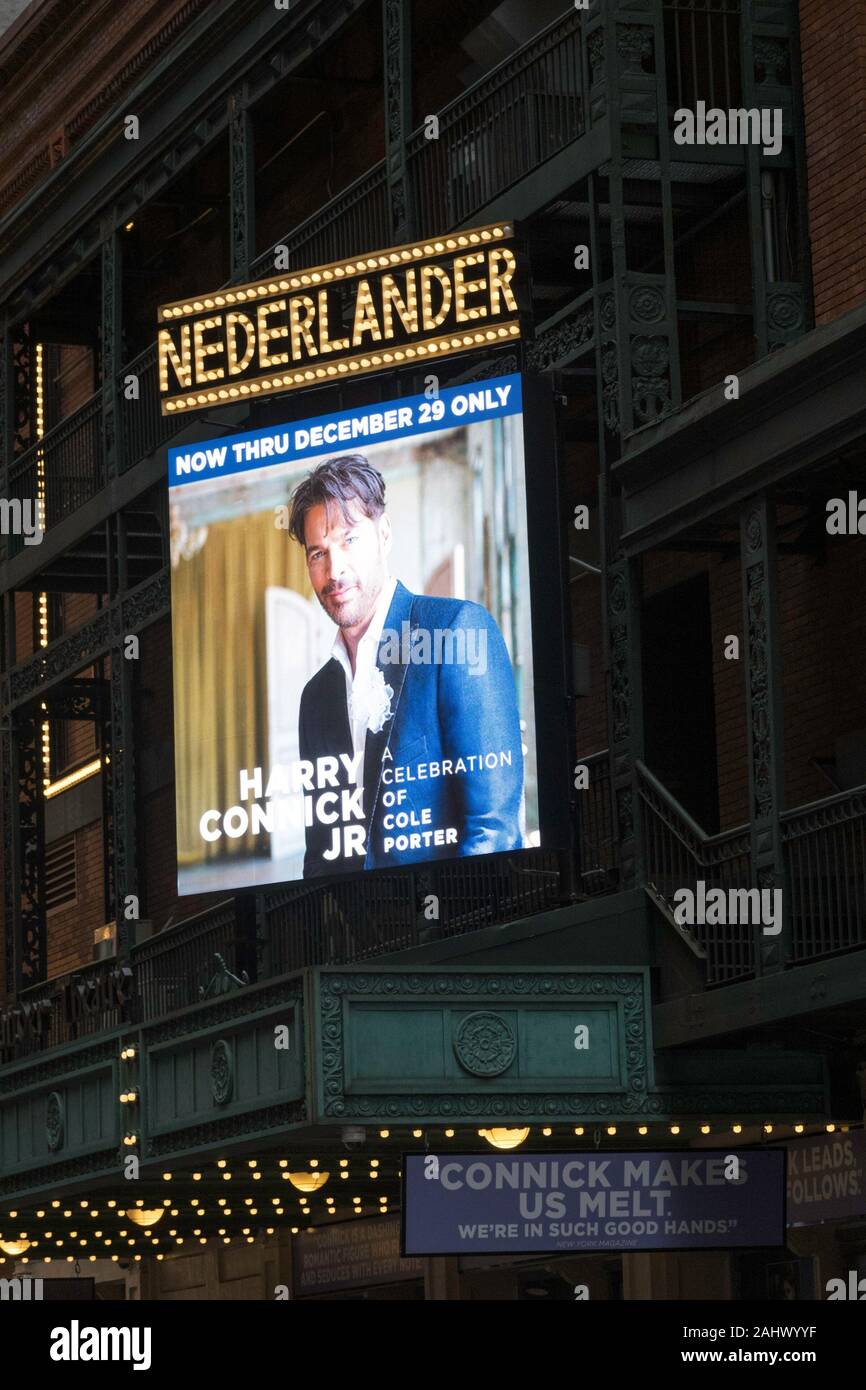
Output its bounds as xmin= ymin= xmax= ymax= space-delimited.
xmin=101 ymin=231 xmax=122 ymax=480
xmin=229 ymin=88 xmax=255 ymax=281
xmin=740 ymin=493 xmax=789 ymax=973
xmin=383 ymin=0 xmax=413 ymax=242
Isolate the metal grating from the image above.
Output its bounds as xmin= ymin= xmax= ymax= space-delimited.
xmin=45 ymin=833 xmax=77 ymax=913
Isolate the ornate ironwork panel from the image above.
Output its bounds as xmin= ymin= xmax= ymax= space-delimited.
xmin=101 ymin=233 xmax=121 ymax=478
xmin=229 ymin=89 xmax=255 ymax=280
xmin=383 ymin=0 xmax=412 ymax=241
xmin=14 ymin=710 xmax=46 ymax=987
xmin=740 ymin=495 xmax=788 ymax=972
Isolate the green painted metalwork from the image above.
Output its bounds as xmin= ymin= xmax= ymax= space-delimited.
xmin=740 ymin=494 xmax=789 ymax=973
xmin=142 ymin=975 xmax=305 ymax=1161
xmin=310 ymin=966 xmax=653 ymax=1123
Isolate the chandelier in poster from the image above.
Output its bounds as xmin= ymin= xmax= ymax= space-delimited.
xmin=169 ymin=373 xmax=540 ymax=894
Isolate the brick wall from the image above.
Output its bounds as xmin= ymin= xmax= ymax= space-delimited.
xmin=0 ymin=0 xmax=211 ymax=218
xmin=800 ymin=0 xmax=866 ymax=323
xmin=643 ymin=546 xmax=749 ymax=833
xmin=779 ymin=535 xmax=866 ymax=811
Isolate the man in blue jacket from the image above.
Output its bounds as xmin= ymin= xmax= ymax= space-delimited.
xmin=289 ymin=453 xmax=525 ymax=877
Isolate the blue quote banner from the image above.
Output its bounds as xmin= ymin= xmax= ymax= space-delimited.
xmin=402 ymin=1149 xmax=786 ymax=1254
xmin=168 ymin=373 xmax=522 ymax=487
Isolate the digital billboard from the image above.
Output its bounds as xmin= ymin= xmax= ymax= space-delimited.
xmin=402 ymin=1150 xmax=787 ymax=1255
xmin=169 ymin=373 xmax=541 ymax=894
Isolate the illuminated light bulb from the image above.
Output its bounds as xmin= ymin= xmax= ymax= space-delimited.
xmin=826 ymin=1124 xmax=836 ymax=1133
xmin=606 ymin=1127 xmax=617 ymax=1137
xmin=126 ymin=1208 xmax=164 ymax=1229
xmin=670 ymin=1125 xmax=680 ymax=1136
xmin=794 ymin=1124 xmax=804 ymax=1134
xmin=764 ymin=1124 xmax=774 ymax=1134
xmin=480 ymin=1128 xmax=530 ymax=1151
xmin=288 ymin=1172 xmax=329 ymax=1194
xmin=412 ymin=1130 xmax=423 ymax=1139
xmin=732 ymin=1124 xmax=742 ymax=1134
xmin=638 ymin=1126 xmax=648 ymax=1136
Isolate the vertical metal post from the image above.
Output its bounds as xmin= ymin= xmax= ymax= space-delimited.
xmin=741 ymin=0 xmax=810 ymax=353
xmin=1 ymin=707 xmax=17 ymax=997
xmin=229 ymin=88 xmax=255 ymax=280
xmin=383 ymin=0 xmax=413 ymax=241
xmin=740 ymin=494 xmax=788 ymax=973
xmin=107 ymin=609 xmax=138 ymax=958
xmin=0 ymin=314 xmax=11 ymax=565
xmin=651 ymin=0 xmax=682 ymax=413
xmin=16 ymin=707 xmax=45 ymax=987
xmin=102 ymin=230 xmax=122 ymax=479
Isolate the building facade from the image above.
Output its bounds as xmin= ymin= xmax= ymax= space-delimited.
xmin=0 ymin=0 xmax=864 ymax=1301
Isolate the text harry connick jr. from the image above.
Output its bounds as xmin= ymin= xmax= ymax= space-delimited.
xmin=199 ymin=750 xmax=516 ymax=861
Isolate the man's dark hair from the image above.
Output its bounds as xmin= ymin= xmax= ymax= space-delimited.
xmin=288 ymin=453 xmax=386 ymax=547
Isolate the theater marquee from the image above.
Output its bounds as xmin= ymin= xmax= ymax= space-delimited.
xmin=157 ymin=222 xmax=520 ymax=415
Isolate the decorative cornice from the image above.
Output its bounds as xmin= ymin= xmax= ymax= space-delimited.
xmin=143 ymin=977 xmax=303 ymax=1045
xmin=0 ymin=1036 xmax=120 ymax=1095
xmin=144 ymin=1099 xmax=307 ymax=1156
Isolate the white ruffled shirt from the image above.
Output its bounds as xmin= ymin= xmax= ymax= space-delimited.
xmin=330 ymin=575 xmax=397 ymax=794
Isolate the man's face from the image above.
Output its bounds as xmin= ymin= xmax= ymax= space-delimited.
xmin=303 ymin=497 xmax=391 ymax=630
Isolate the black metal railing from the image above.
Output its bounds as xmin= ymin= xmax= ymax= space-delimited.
xmin=407 ymin=9 xmax=585 ymax=233
xmin=782 ymin=786 xmax=866 ymax=963
xmin=250 ymin=162 xmax=389 ymax=282
xmin=265 ymin=848 xmax=561 ymax=975
xmin=663 ymin=0 xmax=742 ymax=115
xmin=7 ymin=393 xmax=103 ymax=554
xmin=578 ymin=750 xmax=618 ymax=895
xmin=0 ymin=958 xmax=133 ymax=1065
xmin=119 ymin=344 xmax=180 ymax=472
xmin=637 ymin=760 xmax=753 ymax=983
xmin=131 ymin=899 xmax=240 ymax=1022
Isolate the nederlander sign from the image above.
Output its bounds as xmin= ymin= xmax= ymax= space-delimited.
xmin=157 ymin=222 xmax=520 ymax=415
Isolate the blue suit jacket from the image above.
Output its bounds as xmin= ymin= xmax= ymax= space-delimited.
xmin=298 ymin=580 xmax=524 ymax=876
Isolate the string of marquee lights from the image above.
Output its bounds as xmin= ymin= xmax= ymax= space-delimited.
xmin=33 ymin=343 xmax=104 ymax=801
xmin=157 ymin=222 xmax=519 ymax=413
xmin=0 ymin=1120 xmax=854 ymax=1264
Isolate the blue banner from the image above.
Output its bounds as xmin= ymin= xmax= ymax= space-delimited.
xmin=787 ymin=1130 xmax=866 ymax=1226
xmin=168 ymin=374 xmax=523 ymax=487
xmin=402 ymin=1149 xmax=786 ymax=1253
